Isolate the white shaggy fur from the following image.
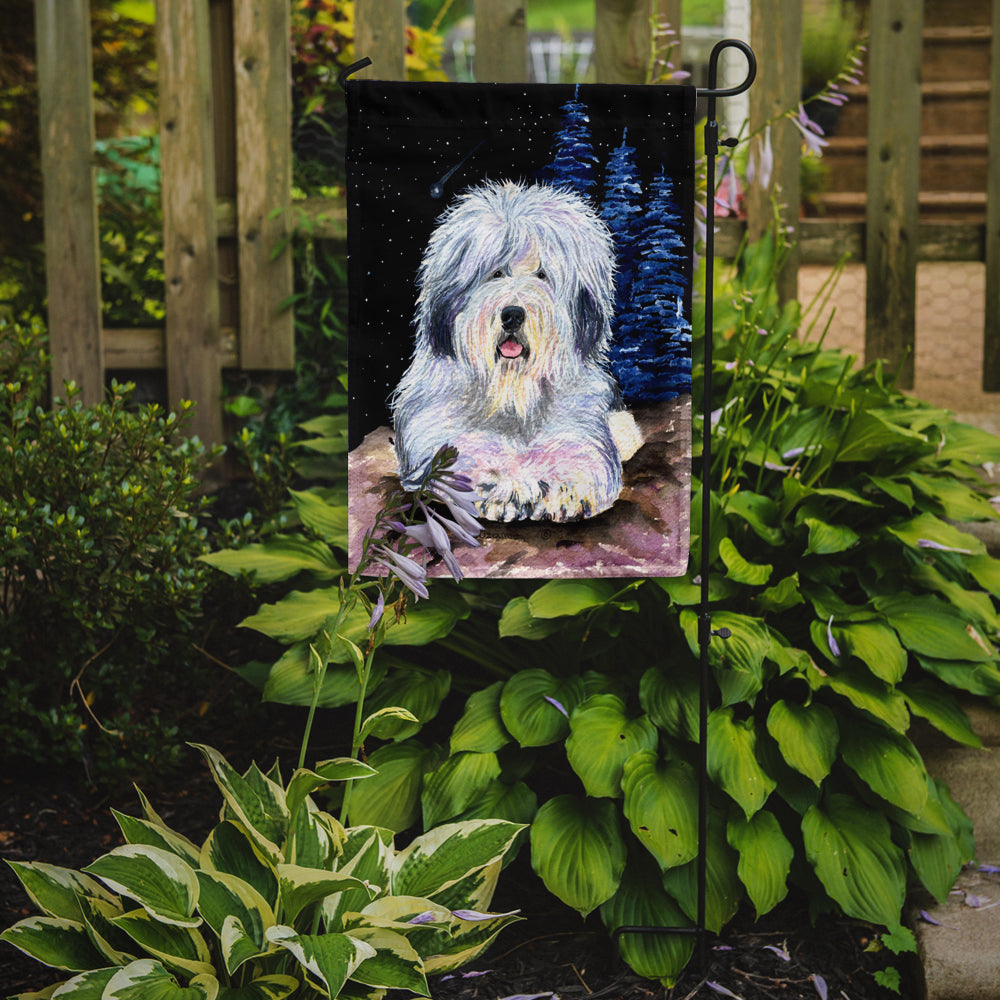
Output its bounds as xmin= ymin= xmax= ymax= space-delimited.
xmin=392 ymin=181 xmax=623 ymax=522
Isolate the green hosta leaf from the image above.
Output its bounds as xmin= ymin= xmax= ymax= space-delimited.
xmin=499 ymin=670 xmax=584 ymax=747
xmin=724 ymin=490 xmax=784 ymax=545
xmin=599 ymin=853 xmax=694 ymax=987
xmin=839 ymin=718 xmax=929 ymax=816
xmin=906 ymin=473 xmax=998 ymax=522
xmin=527 ymin=579 xmax=618 ymax=618
xmin=802 ymin=793 xmax=906 ymax=926
xmin=111 ymin=909 xmax=214 ymax=977
xmin=453 ymin=779 xmax=538 ymax=827
xmin=393 ymin=820 xmax=524 ymax=900
xmin=288 ymin=488 xmax=348 ymax=546
xmin=112 ymin=812 xmax=201 ymax=868
xmin=916 ymin=655 xmax=1000 ymax=697
xmin=718 ymin=536 xmax=772 ymax=585
xmin=530 ymin=795 xmax=626 ymax=917
xmin=347 ymin=740 xmax=442 ymax=832
xmin=277 ymin=865 xmax=374 ymax=925
xmin=497 ymin=596 xmax=564 ymax=639
xmin=661 ymin=810 xmax=741 ymax=934
xmin=680 ymin=610 xmax=770 ymax=706
xmin=835 ymin=621 xmax=907 ymax=684
xmin=655 ymin=573 xmax=737 ymax=606
xmin=967 ymin=553 xmax=1000 ymax=597
xmin=0 ymin=916 xmax=106 ymax=971
xmin=808 ymin=661 xmax=910 ymax=732
xmin=260 ymin=643 xmax=387 ymax=709
xmin=909 ymin=827 xmax=965 ymax=905
xmin=5 ymin=862 xmax=118 ymax=922
xmin=216 ymin=975 xmax=299 ymax=1000
xmin=359 ymin=706 xmax=421 ymax=742
xmin=83 ymin=846 xmax=200 ymax=928
xmin=910 ymin=562 xmax=1000 ymax=632
xmin=421 ymin=751 xmax=502 ymax=828
xmin=755 ymin=573 xmax=805 ymax=614
xmin=200 ymin=535 xmax=340 ymax=584
xmin=765 ymin=701 xmax=838 ymax=786
xmin=190 ymin=746 xmax=287 ymax=862
xmin=621 ymin=751 xmax=698 ymax=871
xmin=565 ymin=695 xmax=658 ymax=798
xmin=886 ymin=512 xmax=985 ymax=557
xmin=835 ymin=410 xmax=927 ymax=463
xmin=707 ymin=708 xmax=776 ymax=818
xmin=195 ymin=871 xmax=273 ymax=974
xmin=901 ymin=680 xmax=982 ymax=748
xmin=265 ymin=926 xmax=375 ymax=997
xmin=200 ymin=822 xmax=278 ymax=910
xmin=450 ymin=681 xmax=510 ymax=754
xmin=639 ymin=664 xmax=699 ymax=742
xmin=935 ymin=421 xmax=1000 ymax=465
xmin=346 ymin=926 xmax=428 ymax=994
xmin=362 ymin=667 xmax=451 ymax=740
xmin=802 ymin=517 xmax=859 ymax=556
xmin=103 ymin=959 xmax=218 ymax=1000
xmin=727 ymin=811 xmax=793 ymax=918
xmin=874 ymin=594 xmax=995 ymax=662
xmin=866 ymin=474 xmax=914 ymax=509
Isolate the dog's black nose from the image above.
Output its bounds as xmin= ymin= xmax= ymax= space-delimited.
xmin=501 ymin=306 xmax=525 ymax=331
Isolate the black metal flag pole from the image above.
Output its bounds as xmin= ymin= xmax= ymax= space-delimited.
xmin=613 ymin=38 xmax=756 ymax=973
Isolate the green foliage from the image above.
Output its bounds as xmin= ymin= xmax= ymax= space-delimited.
xmin=0 ymin=318 xmax=220 ymax=783
xmin=1 ymin=744 xmax=524 ymax=998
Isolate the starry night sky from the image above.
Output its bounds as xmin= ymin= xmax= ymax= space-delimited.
xmin=344 ymin=81 xmax=696 ymax=448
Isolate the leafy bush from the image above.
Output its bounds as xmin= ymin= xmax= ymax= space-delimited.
xmin=0 ymin=317 xmax=220 ymax=783
xmin=211 ymin=234 xmax=1000 ymax=985
xmin=1 ymin=743 xmax=524 ymax=998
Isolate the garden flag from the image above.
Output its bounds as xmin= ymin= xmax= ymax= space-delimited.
xmin=346 ymin=80 xmax=695 ymax=578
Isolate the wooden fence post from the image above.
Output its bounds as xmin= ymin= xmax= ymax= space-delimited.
xmin=233 ymin=0 xmax=294 ymax=370
xmin=983 ymin=0 xmax=1000 ymax=390
xmin=746 ymin=0 xmax=801 ymax=305
xmin=354 ymin=0 xmax=406 ymax=80
xmin=864 ymin=0 xmax=923 ymax=389
xmin=157 ymin=0 xmax=223 ymax=445
xmin=594 ymin=0 xmax=650 ymax=85
xmin=474 ymin=0 xmax=527 ymax=82
xmin=34 ymin=0 xmax=104 ymax=405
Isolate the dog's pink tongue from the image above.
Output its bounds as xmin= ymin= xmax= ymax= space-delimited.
xmin=499 ymin=338 xmax=523 ymax=359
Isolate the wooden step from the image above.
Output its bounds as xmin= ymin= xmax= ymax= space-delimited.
xmin=814 ymin=190 xmax=987 ymax=222
xmin=922 ymin=25 xmax=993 ymax=83
xmin=834 ymin=80 xmax=991 ymax=137
xmin=922 ymin=0 xmax=992 ymax=28
xmin=822 ymin=134 xmax=989 ymax=193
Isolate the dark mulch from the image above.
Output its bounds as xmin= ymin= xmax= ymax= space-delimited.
xmin=1 ymin=750 xmax=914 ymax=1000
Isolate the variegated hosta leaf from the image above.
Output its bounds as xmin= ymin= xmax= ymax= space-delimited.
xmin=599 ymin=853 xmax=694 ymax=987
xmin=102 ymin=958 xmax=218 ymax=999
xmin=323 ymin=829 xmax=393 ymax=931
xmin=4 ymin=861 xmax=118 ymax=922
xmin=0 ymin=916 xmax=107 ymax=971
xmin=621 ymin=751 xmax=699 ymax=871
xmin=265 ymin=926 xmax=375 ymax=998
xmin=529 ymin=795 xmax=626 ymax=917
xmin=112 ymin=810 xmax=202 ymax=868
xmin=285 ymin=760 xmax=375 ymax=824
xmin=565 ymin=695 xmax=658 ymax=799
xmin=190 ymin=745 xmax=287 ymax=863
xmin=450 ymin=681 xmax=511 ymax=754
xmin=706 ymin=707 xmax=776 ymax=819
xmin=765 ymin=700 xmax=838 ymax=786
xmin=727 ymin=810 xmax=793 ymax=918
xmin=200 ymin=822 xmax=278 ymax=910
xmin=83 ymin=845 xmax=200 ymax=928
xmin=420 ymin=907 xmax=523 ymax=975
xmin=195 ymin=871 xmax=274 ymax=974
xmin=802 ymin=793 xmax=906 ymax=926
xmin=44 ymin=966 xmax=118 ymax=996
xmin=345 ymin=926 xmax=429 ymax=995
xmin=391 ymin=820 xmax=524 ymax=901
xmin=77 ymin=894 xmax=135 ymax=966
xmin=110 ymin=908 xmax=214 ymax=978
xmin=421 ymin=752 xmax=501 ymax=829
xmin=214 ymin=974 xmax=300 ymax=1000
xmin=277 ymin=865 xmax=375 ymax=925
xmin=288 ymin=802 xmax=343 ymax=870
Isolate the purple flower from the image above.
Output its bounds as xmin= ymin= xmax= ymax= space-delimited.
xmin=917 ymin=538 xmax=973 ymax=554
xmin=407 ymin=911 xmax=438 ymax=925
xmin=544 ymin=695 xmax=569 ymax=718
xmin=367 ymin=590 xmax=385 ymax=630
xmin=812 ymin=974 xmax=828 ymax=1000
xmin=791 ymin=104 xmax=829 ymax=156
xmin=451 ymin=908 xmax=520 ymax=921
xmin=763 ymin=944 xmax=790 ymax=961
xmin=747 ymin=125 xmax=774 ymax=190
xmin=706 ymin=983 xmax=742 ymax=999
xmin=372 ymin=544 xmax=429 ymax=600
xmin=827 ymin=615 xmax=841 ymax=658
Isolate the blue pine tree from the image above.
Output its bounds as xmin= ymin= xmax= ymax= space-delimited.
xmin=612 ymin=169 xmax=692 ymax=403
xmin=600 ymin=130 xmax=644 ymax=306
xmin=538 ymin=86 xmax=597 ymax=197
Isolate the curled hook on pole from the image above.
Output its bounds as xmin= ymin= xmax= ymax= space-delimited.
xmin=338 ymin=57 xmax=373 ymax=91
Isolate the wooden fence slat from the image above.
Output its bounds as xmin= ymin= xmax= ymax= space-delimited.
xmin=473 ymin=0 xmax=527 ymax=82
xmin=746 ymin=0 xmax=802 ymax=305
xmin=864 ymin=0 xmax=923 ymax=390
xmin=355 ymin=0 xmax=406 ymax=80
xmin=594 ymin=0 xmax=653 ymax=84
xmin=157 ymin=0 xmax=223 ymax=445
xmin=34 ymin=0 xmax=103 ymax=405
xmin=983 ymin=0 xmax=1000 ymax=390
xmin=233 ymin=0 xmax=294 ymax=370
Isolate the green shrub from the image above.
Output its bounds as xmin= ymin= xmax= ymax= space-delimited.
xmin=0 ymin=317 xmax=220 ymax=783
xmin=1 ymin=743 xmax=524 ymax=998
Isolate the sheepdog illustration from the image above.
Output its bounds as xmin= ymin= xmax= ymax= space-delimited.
xmin=392 ymin=180 xmax=625 ymax=522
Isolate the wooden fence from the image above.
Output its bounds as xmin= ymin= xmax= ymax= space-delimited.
xmin=33 ymin=0 xmax=1000 ymax=445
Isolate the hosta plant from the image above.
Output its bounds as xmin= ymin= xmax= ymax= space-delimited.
xmin=1 ymin=744 xmax=523 ymax=999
